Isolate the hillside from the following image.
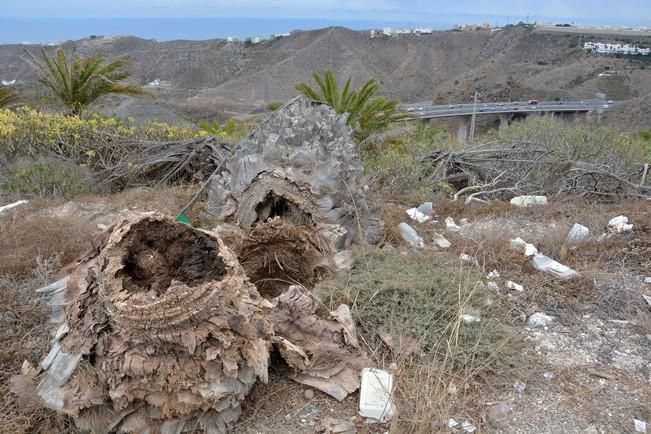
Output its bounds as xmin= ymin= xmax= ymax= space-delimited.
xmin=1 ymin=26 xmax=650 ymax=130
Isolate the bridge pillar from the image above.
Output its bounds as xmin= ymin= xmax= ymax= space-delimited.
xmin=498 ymin=113 xmax=510 ymax=130
xmin=457 ymin=116 xmax=470 ymax=146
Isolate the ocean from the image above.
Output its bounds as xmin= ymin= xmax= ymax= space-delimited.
xmin=0 ymin=16 xmax=647 ymax=45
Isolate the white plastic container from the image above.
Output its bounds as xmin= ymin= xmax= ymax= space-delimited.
xmin=359 ymin=368 xmax=395 ymax=422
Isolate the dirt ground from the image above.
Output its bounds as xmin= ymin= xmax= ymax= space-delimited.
xmin=1 ymin=191 xmax=650 ymax=433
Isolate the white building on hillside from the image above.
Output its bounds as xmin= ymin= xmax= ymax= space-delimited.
xmin=584 ymin=41 xmax=650 ymax=56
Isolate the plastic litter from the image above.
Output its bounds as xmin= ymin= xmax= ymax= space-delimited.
xmin=459 ymin=253 xmax=478 ymax=266
xmin=398 ymin=223 xmax=424 ymax=248
xmin=359 ymin=368 xmax=395 ymax=422
xmin=634 ymin=419 xmax=647 ymax=433
xmin=0 ymin=199 xmax=28 ymax=214
xmin=445 ymin=217 xmax=461 ymax=231
xmin=565 ymin=223 xmax=590 ymax=243
xmin=406 ymin=208 xmax=431 ymax=223
xmin=505 ymin=281 xmax=524 ymax=292
xmin=432 ymin=233 xmax=451 ymax=249
xmin=608 ymin=215 xmax=633 ymax=233
xmin=531 ymin=254 xmax=577 ymax=280
xmin=527 ymin=312 xmax=555 ymax=329
xmin=462 ymin=420 xmax=476 ymax=433
xmin=510 ymin=195 xmax=548 ymax=207
xmin=487 ymin=270 xmax=500 ymax=279
xmin=416 ymin=202 xmax=433 ymax=214
xmin=510 ymin=237 xmax=539 ymax=256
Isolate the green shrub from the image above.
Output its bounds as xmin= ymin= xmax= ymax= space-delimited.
xmin=265 ymin=102 xmax=282 ymax=111
xmin=2 ymin=159 xmax=92 ymax=198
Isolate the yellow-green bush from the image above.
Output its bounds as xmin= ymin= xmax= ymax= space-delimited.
xmin=0 ymin=107 xmax=205 ymax=169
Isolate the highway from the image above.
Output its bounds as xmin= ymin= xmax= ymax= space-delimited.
xmin=403 ymin=100 xmax=618 ymax=119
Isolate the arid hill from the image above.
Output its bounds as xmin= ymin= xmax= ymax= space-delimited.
xmin=1 ymin=26 xmax=649 ymax=130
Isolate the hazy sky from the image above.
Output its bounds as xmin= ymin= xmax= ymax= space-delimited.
xmin=3 ymin=0 xmax=650 ymax=23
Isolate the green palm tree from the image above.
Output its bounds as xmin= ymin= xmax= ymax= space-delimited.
xmin=0 ymin=87 xmax=18 ymax=108
xmin=295 ymin=70 xmax=407 ymax=141
xmin=26 ymin=48 xmax=144 ymax=116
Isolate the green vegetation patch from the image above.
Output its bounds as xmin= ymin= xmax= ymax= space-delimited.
xmin=322 ymin=252 xmax=519 ymax=372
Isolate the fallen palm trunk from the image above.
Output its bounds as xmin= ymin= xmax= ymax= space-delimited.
xmin=17 ymin=213 xmax=366 ymax=433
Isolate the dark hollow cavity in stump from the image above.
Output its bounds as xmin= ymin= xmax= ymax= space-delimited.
xmin=118 ymin=219 xmax=226 ymax=295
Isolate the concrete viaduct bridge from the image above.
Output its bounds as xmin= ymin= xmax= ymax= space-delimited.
xmin=403 ymin=100 xmax=617 ymax=144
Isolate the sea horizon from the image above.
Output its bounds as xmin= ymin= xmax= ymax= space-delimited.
xmin=1 ymin=16 xmax=649 ymax=45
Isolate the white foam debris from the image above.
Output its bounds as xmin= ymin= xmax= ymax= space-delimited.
xmin=565 ymin=223 xmax=590 ymax=243
xmin=398 ymin=223 xmax=424 ymax=248
xmin=432 ymin=233 xmax=451 ymax=249
xmin=510 ymin=237 xmax=539 ymax=256
xmin=487 ymin=270 xmax=500 ymax=279
xmin=505 ymin=281 xmax=524 ymax=292
xmin=406 ymin=207 xmax=431 ymax=223
xmin=527 ymin=312 xmax=555 ymax=329
xmin=445 ymin=217 xmax=461 ymax=231
xmin=359 ymin=368 xmax=395 ymax=422
xmin=459 ymin=253 xmax=478 ymax=266
xmin=0 ymin=200 xmax=28 ymax=214
xmin=531 ymin=254 xmax=577 ymax=280
xmin=608 ymin=215 xmax=633 ymax=233
xmin=510 ymin=195 xmax=547 ymax=207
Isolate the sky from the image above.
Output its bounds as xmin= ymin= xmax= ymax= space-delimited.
xmin=2 ymin=0 xmax=650 ymax=25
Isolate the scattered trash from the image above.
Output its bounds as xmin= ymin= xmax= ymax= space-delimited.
xmin=398 ymin=222 xmax=424 ymax=248
xmin=565 ymin=223 xmax=590 ymax=243
xmin=608 ymin=215 xmax=633 ymax=233
xmin=459 ymin=253 xmax=479 ymax=266
xmin=487 ymin=270 xmax=500 ymax=279
xmin=448 ymin=418 xmax=460 ymax=428
xmin=486 ymin=402 xmax=510 ymax=427
xmin=461 ymin=309 xmax=481 ymax=323
xmin=527 ymin=312 xmax=555 ymax=329
xmin=0 ymin=199 xmax=28 ymax=215
xmin=432 ymin=233 xmax=451 ymax=249
xmin=461 ymin=419 xmax=477 ymax=433
xmin=634 ymin=419 xmax=647 ymax=433
xmin=645 ymin=277 xmax=651 ymax=284
xmin=97 ymin=223 xmax=109 ymax=231
xmin=642 ymin=294 xmax=651 ymax=308
xmin=505 ymin=281 xmax=524 ymax=292
xmin=459 ymin=218 xmax=469 ymax=226
xmin=416 ymin=201 xmax=433 ymax=214
xmin=406 ymin=207 xmax=431 ymax=223
xmin=513 ymin=380 xmax=526 ymax=397
xmin=531 ymin=254 xmax=577 ymax=280
xmin=543 ymin=371 xmax=554 ymax=380
xmin=510 ymin=237 xmax=539 ymax=256
xmin=445 ymin=216 xmax=461 ymax=231
xmin=359 ymin=368 xmax=395 ymax=422
xmin=510 ymin=195 xmax=548 ymax=207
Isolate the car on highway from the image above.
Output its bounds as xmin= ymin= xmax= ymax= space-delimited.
xmin=607 ymin=100 xmax=614 ymax=104
xmin=580 ymin=100 xmax=585 ymax=104
xmin=407 ymin=108 xmax=415 ymax=112
xmin=528 ymin=99 xmax=539 ymax=105
xmin=498 ymin=103 xmax=504 ymax=106
xmin=448 ymin=105 xmax=454 ymax=108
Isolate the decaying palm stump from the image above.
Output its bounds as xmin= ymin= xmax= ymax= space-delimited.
xmin=206 ymin=97 xmax=383 ymax=291
xmin=17 ymin=213 xmax=366 ymax=433
xmin=24 ymin=214 xmax=272 ymax=433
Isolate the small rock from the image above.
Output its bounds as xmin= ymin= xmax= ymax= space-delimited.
xmin=505 ymin=281 xmax=524 ymax=292
xmin=398 ymin=222 xmax=424 ymax=248
xmin=445 ymin=217 xmax=461 ymax=231
xmin=416 ymin=201 xmax=433 ymax=214
xmin=332 ymin=250 xmax=355 ymax=270
xmin=97 ymin=223 xmax=109 ymax=231
xmin=527 ymin=312 xmax=555 ymax=329
xmin=608 ymin=215 xmax=633 ymax=233
xmin=304 ymin=389 xmax=315 ymax=400
xmin=510 ymin=195 xmax=547 ymax=207
xmin=543 ymin=371 xmax=554 ymax=380
xmin=432 ymin=233 xmax=451 ymax=249
xmin=486 ymin=402 xmax=510 ymax=427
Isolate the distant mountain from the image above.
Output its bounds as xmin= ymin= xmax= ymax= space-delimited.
xmin=1 ymin=26 xmax=649 ymax=131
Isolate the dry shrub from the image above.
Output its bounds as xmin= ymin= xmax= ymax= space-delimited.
xmin=0 ymin=213 xmax=96 ymax=277
xmin=0 ymin=277 xmax=76 ymax=434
